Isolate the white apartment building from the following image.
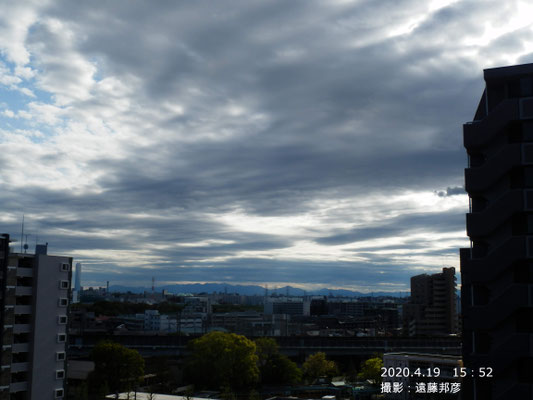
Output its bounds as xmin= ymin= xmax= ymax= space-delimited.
xmin=1 ymin=234 xmax=72 ymax=400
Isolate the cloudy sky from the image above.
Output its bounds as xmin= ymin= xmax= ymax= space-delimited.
xmin=1 ymin=0 xmax=532 ymax=292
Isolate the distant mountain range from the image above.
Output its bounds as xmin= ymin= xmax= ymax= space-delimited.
xmin=107 ymin=283 xmax=410 ymax=298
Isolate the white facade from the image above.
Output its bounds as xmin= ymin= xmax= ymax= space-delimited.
xmin=178 ymin=315 xmax=204 ymax=334
xmin=143 ymin=310 xmax=178 ymax=333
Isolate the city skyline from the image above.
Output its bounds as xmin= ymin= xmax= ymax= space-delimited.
xmin=1 ymin=1 xmax=532 ymax=291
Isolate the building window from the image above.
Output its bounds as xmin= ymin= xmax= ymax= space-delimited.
xmin=54 ymin=388 xmax=64 ymax=398
xmin=55 ymin=370 xmax=65 ymax=379
xmin=59 ymin=280 xmax=70 ymax=290
xmin=58 ymin=298 xmax=68 ymax=307
xmin=56 ymin=352 xmax=66 ymax=361
xmin=60 ymin=263 xmax=70 ymax=272
xmin=57 ymin=334 xmax=66 ymax=343
xmin=58 ymin=315 xmax=67 ymax=325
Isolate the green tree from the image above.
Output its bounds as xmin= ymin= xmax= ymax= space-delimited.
xmin=69 ymin=381 xmax=88 ymax=400
xmin=302 ymin=352 xmax=338 ymax=383
xmin=345 ymin=359 xmax=358 ymax=383
xmin=357 ymin=357 xmax=383 ymax=384
xmin=255 ymin=337 xmax=279 ymax=364
xmin=248 ymin=389 xmax=262 ymax=400
xmin=89 ymin=341 xmax=145 ymax=398
xmin=185 ymin=331 xmax=259 ymax=391
xmin=220 ymin=385 xmax=236 ymax=400
xmin=255 ymin=338 xmax=301 ymax=385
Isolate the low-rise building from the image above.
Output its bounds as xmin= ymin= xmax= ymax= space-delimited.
xmin=264 ymin=297 xmax=311 ymax=316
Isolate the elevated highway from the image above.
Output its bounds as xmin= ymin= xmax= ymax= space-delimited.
xmin=68 ymin=332 xmax=461 ymax=361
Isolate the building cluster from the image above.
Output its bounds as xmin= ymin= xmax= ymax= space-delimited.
xmin=70 ymin=292 xmax=408 ymax=337
xmin=70 ymin=269 xmax=461 ymax=340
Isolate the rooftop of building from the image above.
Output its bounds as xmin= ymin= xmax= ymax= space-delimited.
xmin=484 ymin=62 xmax=533 ymax=80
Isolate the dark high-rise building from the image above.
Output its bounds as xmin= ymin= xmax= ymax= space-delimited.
xmin=462 ymin=63 xmax=533 ymax=399
xmin=403 ymin=267 xmax=458 ymax=336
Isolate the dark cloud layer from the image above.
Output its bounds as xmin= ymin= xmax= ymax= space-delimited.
xmin=2 ymin=0 xmax=516 ymax=290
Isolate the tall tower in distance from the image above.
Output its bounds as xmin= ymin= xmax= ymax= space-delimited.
xmin=462 ymin=63 xmax=533 ymax=399
xmin=72 ymin=262 xmax=82 ymax=303
xmin=74 ymin=262 xmax=82 ymax=292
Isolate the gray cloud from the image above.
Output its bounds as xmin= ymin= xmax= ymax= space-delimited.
xmin=316 ymin=210 xmax=465 ymax=246
xmin=1 ymin=0 xmax=515 ymax=290
xmin=436 ymin=186 xmax=465 ymax=197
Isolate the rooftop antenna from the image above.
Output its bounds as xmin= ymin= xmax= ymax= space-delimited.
xmin=152 ymin=276 xmax=155 ymax=295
